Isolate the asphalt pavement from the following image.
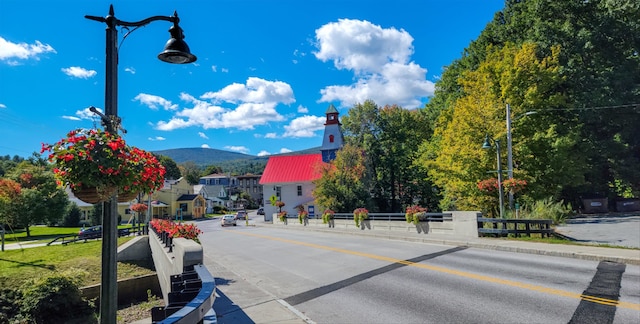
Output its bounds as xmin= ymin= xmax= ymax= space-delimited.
xmin=554 ymin=214 xmax=640 ymax=249
xmin=3 ymin=213 xmax=639 ymax=324
xmin=207 ymin=214 xmax=640 ymax=324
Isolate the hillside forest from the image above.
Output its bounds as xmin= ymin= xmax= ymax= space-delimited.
xmin=313 ymin=0 xmax=639 ymax=216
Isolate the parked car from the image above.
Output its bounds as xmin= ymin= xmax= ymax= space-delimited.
xmin=257 ymin=207 xmax=264 ymax=215
xmin=235 ymin=210 xmax=248 ymax=220
xmin=78 ymin=225 xmax=102 ymax=240
xmin=221 ymin=214 xmax=237 ymax=226
xmin=78 ymin=225 xmax=132 ymax=240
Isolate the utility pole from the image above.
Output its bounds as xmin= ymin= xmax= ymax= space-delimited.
xmin=506 ymin=103 xmax=514 ymax=209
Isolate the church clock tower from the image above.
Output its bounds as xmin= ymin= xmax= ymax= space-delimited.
xmin=321 ymin=104 xmax=344 ymax=162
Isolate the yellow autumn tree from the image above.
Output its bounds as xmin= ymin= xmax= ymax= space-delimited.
xmin=421 ymin=42 xmax=566 ymax=215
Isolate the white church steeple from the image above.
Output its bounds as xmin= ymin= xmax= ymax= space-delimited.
xmin=321 ymin=104 xmax=344 ymax=162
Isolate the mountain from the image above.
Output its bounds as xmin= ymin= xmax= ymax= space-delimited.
xmin=153 ymin=146 xmax=323 ymax=166
xmin=153 ymin=148 xmax=262 ymax=165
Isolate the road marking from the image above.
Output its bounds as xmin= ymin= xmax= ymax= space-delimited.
xmin=235 ymin=231 xmax=640 ymax=311
xmin=570 ymin=261 xmax=626 ymax=323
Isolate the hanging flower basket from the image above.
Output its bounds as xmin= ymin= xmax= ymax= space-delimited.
xmin=130 ymin=203 xmax=148 ymax=213
xmin=297 ymin=210 xmax=308 ymax=224
xmin=42 ymin=128 xmax=166 ymax=196
xmin=278 ymin=211 xmax=288 ymax=223
xmin=322 ymin=209 xmax=335 ymax=224
xmin=405 ymin=205 xmax=428 ymax=225
xmin=502 ymin=178 xmax=527 ymax=193
xmin=353 ymin=207 xmax=369 ymax=227
xmin=72 ymin=185 xmax=116 ymax=204
xmin=117 ymin=191 xmax=138 ymax=203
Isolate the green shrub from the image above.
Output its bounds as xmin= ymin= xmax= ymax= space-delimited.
xmin=20 ymin=273 xmax=95 ymax=323
xmin=0 ymin=287 xmax=22 ymax=323
xmin=63 ymin=203 xmax=82 ymax=227
xmin=213 ymin=206 xmax=227 ymax=214
xmin=518 ymin=197 xmax=573 ymax=225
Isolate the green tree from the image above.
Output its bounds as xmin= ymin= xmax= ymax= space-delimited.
xmin=312 ymin=144 xmax=370 ymax=213
xmin=63 ymin=203 xmax=82 ymax=227
xmin=7 ymin=162 xmax=68 ymax=235
xmin=90 ymin=203 xmax=102 ymax=226
xmin=158 ymin=155 xmax=181 ymax=180
xmin=0 ymin=178 xmax=21 ymax=227
xmin=341 ymin=101 xmax=437 ymax=212
xmin=202 ymin=165 xmax=223 ymax=176
xmin=423 ymin=42 xmax=576 ymax=214
xmin=427 ymin=0 xmax=640 ymax=208
xmin=180 ymin=161 xmax=202 ymax=185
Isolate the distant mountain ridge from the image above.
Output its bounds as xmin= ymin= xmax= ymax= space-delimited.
xmin=153 ymin=146 xmax=322 ymax=165
xmin=153 ymin=148 xmax=261 ymax=165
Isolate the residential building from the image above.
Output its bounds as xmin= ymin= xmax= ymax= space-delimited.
xmin=141 ymin=177 xmax=206 ymax=219
xmin=236 ymin=173 xmax=263 ymax=206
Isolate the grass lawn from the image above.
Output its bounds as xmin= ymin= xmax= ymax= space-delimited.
xmin=1 ymin=224 xmax=138 ymax=245
xmin=0 ymin=236 xmax=154 ymax=289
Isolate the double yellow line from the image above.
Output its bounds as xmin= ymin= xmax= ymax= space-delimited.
xmin=234 ymin=230 xmax=640 ymax=311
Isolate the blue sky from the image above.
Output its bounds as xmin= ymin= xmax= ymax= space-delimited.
xmin=0 ymin=0 xmax=504 ymax=158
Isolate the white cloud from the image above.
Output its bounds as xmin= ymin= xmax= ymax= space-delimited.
xmin=133 ymin=93 xmax=178 ymax=111
xmin=148 ymin=136 xmax=166 ymax=141
xmin=201 ymin=144 xmax=210 ymax=148
xmin=203 ymin=77 xmax=294 ymax=105
xmin=124 ymin=67 xmax=136 ymax=74
xmin=297 ymin=105 xmax=309 ymax=113
xmin=62 ymin=116 xmax=81 ymax=121
xmin=283 ymin=115 xmax=325 ymax=138
xmin=0 ymin=103 xmax=6 ymax=109
xmin=211 ymin=65 xmax=217 ymax=72
xmin=221 ymin=68 xmax=229 ymax=73
xmin=257 ymin=150 xmax=271 ymax=156
xmin=280 ymin=148 xmax=293 ymax=154
xmin=74 ymin=106 xmax=103 ymax=120
xmin=156 ymin=78 xmax=293 ymax=131
xmin=0 ymin=37 xmax=56 ymax=63
xmin=225 ymin=146 xmax=250 ymax=154
xmin=61 ymin=66 xmax=97 ymax=79
xmin=264 ymin=133 xmax=278 ymax=139
xmin=314 ymin=19 xmax=434 ymax=108
xmin=198 ymin=132 xmax=209 ymax=139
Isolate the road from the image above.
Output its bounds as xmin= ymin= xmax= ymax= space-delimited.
xmin=555 ymin=214 xmax=640 ymax=248
xmin=199 ymin=218 xmax=640 ymax=324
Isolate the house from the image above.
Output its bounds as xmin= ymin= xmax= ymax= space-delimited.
xmin=141 ymin=177 xmax=206 ymax=220
xmin=236 ymin=173 xmax=263 ymax=206
xmin=193 ymin=184 xmax=227 ymax=213
xmin=197 ymin=173 xmax=263 ymax=210
xmin=259 ymin=104 xmax=344 ymax=221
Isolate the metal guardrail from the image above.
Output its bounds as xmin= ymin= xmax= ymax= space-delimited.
xmin=477 ymin=217 xmax=554 ymax=237
xmin=47 ymin=226 xmax=147 ymax=246
xmin=316 ymin=212 xmax=453 ymax=222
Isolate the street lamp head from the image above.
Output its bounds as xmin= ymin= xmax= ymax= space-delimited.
xmin=158 ymin=22 xmax=197 ymax=64
xmin=482 ymin=134 xmax=492 ymax=149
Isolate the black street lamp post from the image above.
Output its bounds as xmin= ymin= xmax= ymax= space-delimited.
xmin=483 ymin=134 xmax=505 ymax=219
xmin=85 ymin=5 xmax=196 ymax=323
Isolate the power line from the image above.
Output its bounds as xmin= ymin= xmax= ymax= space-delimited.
xmin=546 ymin=103 xmax=639 ymax=111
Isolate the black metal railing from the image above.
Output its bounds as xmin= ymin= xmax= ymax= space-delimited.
xmin=477 ymin=217 xmax=554 ymax=237
xmin=151 ymin=264 xmax=216 ymax=323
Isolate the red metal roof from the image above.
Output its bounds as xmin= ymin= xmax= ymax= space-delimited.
xmin=259 ymin=154 xmax=324 ymax=184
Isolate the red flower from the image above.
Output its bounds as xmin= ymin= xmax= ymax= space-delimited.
xmin=42 ymin=128 xmax=166 ymax=195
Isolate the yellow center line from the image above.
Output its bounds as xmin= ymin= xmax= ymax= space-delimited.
xmin=233 ymin=230 xmax=640 ymax=311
